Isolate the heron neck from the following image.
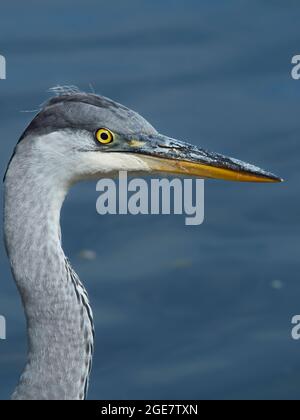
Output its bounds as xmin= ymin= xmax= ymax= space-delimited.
xmin=4 ymin=161 xmax=94 ymax=400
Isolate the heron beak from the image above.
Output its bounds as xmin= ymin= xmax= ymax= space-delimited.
xmin=121 ymin=133 xmax=283 ymax=183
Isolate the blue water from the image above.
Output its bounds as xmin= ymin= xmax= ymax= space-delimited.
xmin=0 ymin=0 xmax=299 ymax=400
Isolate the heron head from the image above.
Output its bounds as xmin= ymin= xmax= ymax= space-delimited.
xmin=10 ymin=89 xmax=282 ymax=185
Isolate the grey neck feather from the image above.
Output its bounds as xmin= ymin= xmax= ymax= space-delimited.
xmin=4 ymin=145 xmax=94 ymax=400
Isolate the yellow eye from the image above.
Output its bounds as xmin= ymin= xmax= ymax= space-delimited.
xmin=95 ymin=128 xmax=114 ymax=144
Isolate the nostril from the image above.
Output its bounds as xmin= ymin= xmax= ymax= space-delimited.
xmin=158 ymin=143 xmax=183 ymax=151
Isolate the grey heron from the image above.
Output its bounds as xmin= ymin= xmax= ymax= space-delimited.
xmin=3 ymin=88 xmax=282 ymax=400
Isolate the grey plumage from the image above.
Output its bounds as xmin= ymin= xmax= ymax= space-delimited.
xmin=4 ymin=88 xmax=281 ymax=400
xmin=5 ymin=145 xmax=94 ymax=399
xmin=19 ymin=91 xmax=156 ymax=142
xmin=4 ymin=90 xmax=154 ymax=400
xmin=4 ymin=90 xmax=156 ymax=182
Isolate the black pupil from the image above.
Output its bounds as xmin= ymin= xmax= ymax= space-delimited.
xmin=101 ymin=132 xmax=109 ymax=141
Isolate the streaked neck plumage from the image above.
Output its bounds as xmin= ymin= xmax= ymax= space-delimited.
xmin=4 ymin=140 xmax=94 ymax=400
